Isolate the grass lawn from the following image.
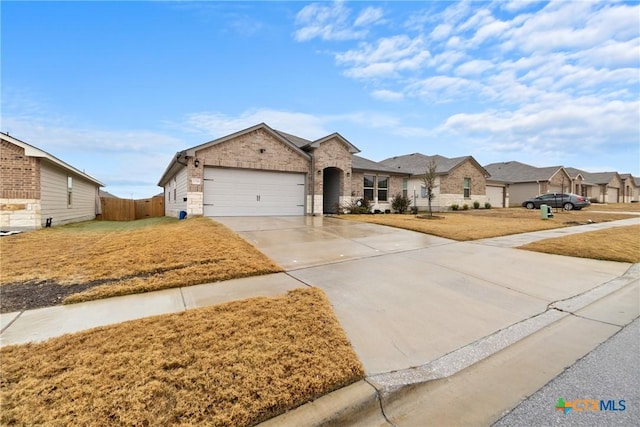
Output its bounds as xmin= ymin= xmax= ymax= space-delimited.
xmin=518 ymin=224 xmax=640 ymax=263
xmin=0 ymin=288 xmax=364 ymax=426
xmin=340 ymin=208 xmax=635 ymax=241
xmin=0 ymin=217 xmax=283 ymax=307
xmin=588 ymin=203 xmax=640 ymax=212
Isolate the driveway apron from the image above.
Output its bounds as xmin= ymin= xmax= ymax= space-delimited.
xmin=215 ymin=216 xmax=631 ymax=376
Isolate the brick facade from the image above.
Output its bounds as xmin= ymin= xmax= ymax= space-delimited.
xmin=0 ymin=139 xmax=41 ymax=199
xmin=440 ymin=160 xmax=486 ymax=196
xmin=313 ymin=137 xmax=353 ymax=197
xmin=190 ymin=128 xmax=310 ymax=194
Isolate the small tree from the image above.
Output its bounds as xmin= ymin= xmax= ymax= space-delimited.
xmin=391 ymin=193 xmax=412 ymax=213
xmin=422 ymin=159 xmax=438 ymax=216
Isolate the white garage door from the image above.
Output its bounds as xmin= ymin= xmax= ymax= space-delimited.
xmin=607 ymin=187 xmax=619 ymax=203
xmin=486 ymin=186 xmax=505 ymax=208
xmin=203 ymin=168 xmax=305 ymax=216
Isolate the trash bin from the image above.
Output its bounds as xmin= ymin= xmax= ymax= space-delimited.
xmin=540 ymin=204 xmax=553 ymax=219
xmin=179 ymin=210 xmax=187 ymax=220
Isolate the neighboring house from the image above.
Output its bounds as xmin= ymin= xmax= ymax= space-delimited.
xmin=577 ymin=171 xmax=623 ymax=203
xmin=619 ymin=174 xmax=639 ymax=203
xmin=484 ymin=161 xmax=572 ymax=207
xmin=157 ymin=123 xmax=407 ymax=217
xmin=379 ymin=153 xmax=491 ymax=210
xmin=1 ymin=133 xmax=103 ymax=230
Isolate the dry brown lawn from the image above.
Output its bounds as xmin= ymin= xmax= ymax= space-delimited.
xmin=0 ymin=287 xmax=364 ymax=426
xmin=0 ymin=217 xmax=283 ymax=305
xmin=518 ymin=224 xmax=640 ymax=263
xmin=341 ymin=208 xmax=635 ymax=241
xmin=588 ymin=203 xmax=640 ymax=212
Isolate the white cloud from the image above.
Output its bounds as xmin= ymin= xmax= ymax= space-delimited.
xmin=354 ymin=6 xmax=384 ymax=27
xmin=455 ymin=59 xmax=494 ymax=76
xmin=371 ymin=89 xmax=404 ymax=101
xmin=429 ymin=24 xmax=452 ymax=41
xmin=294 ymin=1 xmax=367 ymax=41
xmin=406 ymin=76 xmax=483 ymax=102
xmin=440 ymin=98 xmax=640 ymax=153
xmin=182 ymin=109 xmax=331 ymax=140
xmin=336 ymin=35 xmax=430 ymax=79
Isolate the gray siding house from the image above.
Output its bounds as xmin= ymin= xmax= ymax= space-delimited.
xmin=484 ymin=161 xmax=572 ymax=207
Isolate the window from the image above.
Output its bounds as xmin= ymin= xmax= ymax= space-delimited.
xmin=463 ymin=178 xmax=471 ymax=198
xmin=421 ymin=186 xmax=428 ymax=198
xmin=402 ymin=179 xmax=408 ymax=198
xmin=364 ymin=175 xmax=375 ymax=201
xmin=67 ymin=176 xmax=73 ymax=207
xmin=378 ymin=176 xmax=388 ymax=202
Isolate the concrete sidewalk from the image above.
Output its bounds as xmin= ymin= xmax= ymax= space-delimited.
xmin=0 ymin=273 xmax=305 ymax=346
xmin=1 ymin=216 xmax=638 ymax=426
xmin=475 ymin=216 xmax=640 ymax=247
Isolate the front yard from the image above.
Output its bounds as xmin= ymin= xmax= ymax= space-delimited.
xmin=0 ymin=217 xmax=283 ymax=312
xmin=341 ymin=208 xmax=635 ymax=241
xmin=0 ymin=288 xmax=364 ymax=426
xmin=341 ymin=208 xmax=638 ymax=262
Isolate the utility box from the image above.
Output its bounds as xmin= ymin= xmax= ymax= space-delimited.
xmin=540 ymin=204 xmax=553 ymax=219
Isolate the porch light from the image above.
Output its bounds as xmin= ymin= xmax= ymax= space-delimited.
xmin=259 ymin=148 xmax=266 ymax=153
xmin=194 ymin=159 xmax=200 ymax=167
xmin=317 ymin=170 xmax=322 ymax=175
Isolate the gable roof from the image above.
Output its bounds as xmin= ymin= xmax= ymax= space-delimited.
xmin=352 ymin=155 xmax=405 ymax=174
xmin=1 ymin=132 xmax=104 ymax=187
xmin=158 ymin=123 xmax=313 ymax=186
xmin=380 ymin=153 xmax=488 ymax=177
xmin=484 ymin=161 xmax=567 ymax=183
xmin=184 ymin=123 xmax=311 ymax=160
xmin=580 ymin=171 xmax=621 ymax=186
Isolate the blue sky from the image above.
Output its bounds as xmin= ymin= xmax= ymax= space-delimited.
xmin=2 ymin=0 xmax=639 ymax=198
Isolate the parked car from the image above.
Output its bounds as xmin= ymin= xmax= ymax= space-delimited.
xmin=522 ymin=193 xmax=590 ymax=211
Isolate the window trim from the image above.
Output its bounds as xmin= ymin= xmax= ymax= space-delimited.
xmin=67 ymin=176 xmax=73 ymax=208
xmin=377 ymin=176 xmax=388 ymax=202
xmin=463 ymin=178 xmax=471 ymax=199
xmin=364 ymin=175 xmax=375 ymax=201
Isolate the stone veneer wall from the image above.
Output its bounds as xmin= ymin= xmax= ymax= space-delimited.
xmin=0 ymin=139 xmax=42 ymax=229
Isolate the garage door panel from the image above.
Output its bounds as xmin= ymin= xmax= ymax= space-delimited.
xmin=203 ymin=168 xmax=305 ymax=216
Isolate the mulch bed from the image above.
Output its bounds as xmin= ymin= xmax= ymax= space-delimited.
xmin=1 ymin=281 xmax=101 ymax=313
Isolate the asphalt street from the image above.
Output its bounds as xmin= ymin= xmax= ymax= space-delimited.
xmin=493 ymin=317 xmax=639 ymax=427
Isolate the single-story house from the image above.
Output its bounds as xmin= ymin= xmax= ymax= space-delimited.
xmin=577 ymin=171 xmax=623 ymax=203
xmin=157 ymin=123 xmax=408 ymax=217
xmin=0 ymin=133 xmax=103 ymax=230
xmin=620 ymin=174 xmax=640 ymax=203
xmin=484 ymin=161 xmax=572 ymax=207
xmin=378 ymin=153 xmax=493 ymax=210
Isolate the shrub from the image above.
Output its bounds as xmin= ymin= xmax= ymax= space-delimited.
xmin=411 ymin=206 xmax=418 ymax=214
xmin=462 ymin=204 xmax=469 ymax=210
xmin=384 ymin=209 xmax=391 ymax=214
xmin=391 ymin=193 xmax=412 ymax=214
xmin=374 ymin=209 xmax=382 ymax=214
xmin=451 ymin=204 xmax=459 ymax=211
xmin=473 ymin=200 xmax=480 ymax=209
xmin=340 ymin=198 xmax=371 ymax=214
xmin=484 ymin=202 xmax=492 ymax=209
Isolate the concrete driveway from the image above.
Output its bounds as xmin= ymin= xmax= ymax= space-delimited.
xmin=215 ymin=216 xmax=633 ymax=376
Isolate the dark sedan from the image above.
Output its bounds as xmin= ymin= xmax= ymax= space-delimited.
xmin=522 ymin=193 xmax=590 ymax=211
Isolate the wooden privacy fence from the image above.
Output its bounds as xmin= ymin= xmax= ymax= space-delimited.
xmin=100 ymin=196 xmax=165 ymax=221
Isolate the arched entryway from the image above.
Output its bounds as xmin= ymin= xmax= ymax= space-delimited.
xmin=323 ymin=167 xmax=342 ymax=214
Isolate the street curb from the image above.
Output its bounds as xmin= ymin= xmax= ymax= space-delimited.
xmin=261 ymin=264 xmax=638 ymax=426
xmin=257 ymin=380 xmax=385 ymax=427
